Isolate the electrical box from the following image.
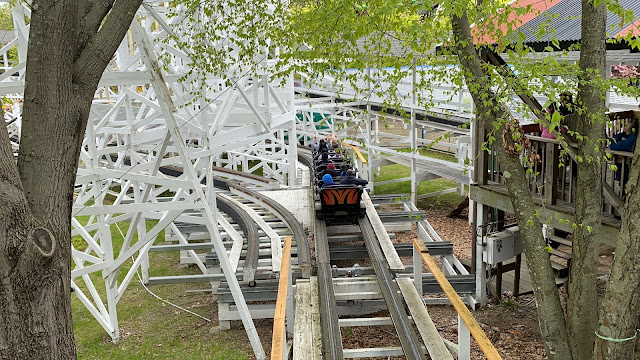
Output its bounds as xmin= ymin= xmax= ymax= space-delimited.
xmin=482 ymin=227 xmax=523 ymax=265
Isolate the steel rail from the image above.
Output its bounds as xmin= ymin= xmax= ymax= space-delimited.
xmin=156 ymin=164 xmax=306 ymax=280
xmin=216 ymin=195 xmax=260 ymax=284
xmin=359 ymin=216 xmax=427 ymax=360
xmin=315 ymin=219 xmax=344 ymax=359
xmin=227 ymin=183 xmax=311 ymax=276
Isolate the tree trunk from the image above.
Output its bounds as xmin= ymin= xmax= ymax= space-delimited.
xmin=593 ymin=144 xmax=640 ymax=359
xmin=451 ymin=10 xmax=572 ymax=360
xmin=565 ymin=1 xmax=607 ymax=358
xmin=1 ymin=1 xmax=141 ymax=358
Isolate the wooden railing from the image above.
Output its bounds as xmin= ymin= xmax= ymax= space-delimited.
xmin=484 ymin=132 xmax=633 ymax=217
xmin=341 ymin=142 xmax=367 ymax=164
xmin=271 ymin=236 xmax=293 ymax=360
xmin=413 ymin=239 xmax=502 ymax=360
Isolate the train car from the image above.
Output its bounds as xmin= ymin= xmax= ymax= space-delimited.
xmin=312 ymin=146 xmax=366 ymax=223
xmin=315 ymin=185 xmax=366 ymax=222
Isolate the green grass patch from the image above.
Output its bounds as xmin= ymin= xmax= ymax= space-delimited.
xmin=372 ymin=154 xmax=465 ymax=210
xmin=72 ymin=217 xmax=253 ymax=359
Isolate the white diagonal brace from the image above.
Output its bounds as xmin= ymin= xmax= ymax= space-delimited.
xmin=133 ymin=22 xmax=266 ymax=360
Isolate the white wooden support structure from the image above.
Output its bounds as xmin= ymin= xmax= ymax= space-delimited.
xmin=293 ymin=277 xmax=322 ymax=360
xmin=132 ymin=21 xmax=266 ymax=358
xmin=410 ymin=59 xmax=419 ymax=205
xmin=397 ymin=278 xmax=454 ymax=360
xmin=458 ymin=314 xmax=471 ymax=360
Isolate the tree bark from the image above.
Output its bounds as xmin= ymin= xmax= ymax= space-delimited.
xmin=566 ymin=1 xmax=607 ymax=358
xmin=1 ymin=1 xmax=141 ymax=358
xmin=451 ymin=10 xmax=573 ymax=360
xmin=593 ymin=145 xmax=640 ymax=359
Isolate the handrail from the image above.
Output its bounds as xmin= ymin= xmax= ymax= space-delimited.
xmin=341 ymin=142 xmax=367 ymax=164
xmin=413 ymin=239 xmax=502 ymax=360
xmin=271 ymin=236 xmax=293 ymax=360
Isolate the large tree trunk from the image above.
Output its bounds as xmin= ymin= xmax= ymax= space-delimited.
xmin=593 ymin=145 xmax=640 ymax=359
xmin=565 ymin=1 xmax=607 ymax=358
xmin=0 ymin=1 xmax=141 ymax=358
xmin=567 ymin=0 xmax=606 ymax=359
xmin=451 ymin=10 xmax=572 ymax=359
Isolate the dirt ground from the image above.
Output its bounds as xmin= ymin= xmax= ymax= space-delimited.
xmin=383 ymin=205 xmax=615 ymax=360
xmin=244 ymin=203 xmax=615 ymax=359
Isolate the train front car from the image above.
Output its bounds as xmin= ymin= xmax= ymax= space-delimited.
xmin=312 ymin=143 xmax=366 ymax=224
xmin=316 ymin=185 xmax=366 ymax=223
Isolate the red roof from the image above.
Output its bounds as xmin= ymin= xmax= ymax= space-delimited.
xmin=473 ymin=0 xmax=565 ymax=45
xmin=616 ymin=18 xmax=640 ymax=38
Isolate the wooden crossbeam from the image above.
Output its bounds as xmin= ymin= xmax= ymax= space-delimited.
xmin=271 ymin=237 xmax=293 ymax=360
xmin=413 ymin=239 xmax=502 ymax=360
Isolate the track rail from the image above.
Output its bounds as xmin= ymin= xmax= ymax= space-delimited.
xmin=155 ymin=164 xmax=310 ymax=279
xmin=359 ymin=216 xmax=427 ymax=360
xmin=227 ymin=183 xmax=311 ymax=276
xmin=315 ymin=219 xmax=344 ymax=359
xmin=216 ymin=196 xmax=260 ymax=284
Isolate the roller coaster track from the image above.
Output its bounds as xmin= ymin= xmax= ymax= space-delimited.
xmin=359 ymin=216 xmax=427 ymax=359
xmin=215 ymin=196 xmax=260 ymax=284
xmin=315 ymin=219 xmax=344 ymax=359
xmin=148 ymin=165 xmax=311 ymax=284
xmin=301 ymin=145 xmax=427 ymax=359
xmin=225 ymin=182 xmax=311 ymax=276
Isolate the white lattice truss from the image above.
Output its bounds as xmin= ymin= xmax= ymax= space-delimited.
xmin=1 ymin=3 xmax=301 ymax=358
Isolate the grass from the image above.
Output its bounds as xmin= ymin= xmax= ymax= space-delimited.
xmin=372 ymin=149 xmax=466 ymax=210
xmin=72 ymin=215 xmax=254 ymax=359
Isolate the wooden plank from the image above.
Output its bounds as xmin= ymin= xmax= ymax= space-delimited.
xmin=414 ymin=239 xmax=503 ymax=360
xmin=397 ymin=278 xmax=454 ymax=360
xmin=470 ymin=184 xmax=620 ymax=246
xmin=343 ymin=347 xmax=405 ymax=358
xmin=603 ymin=182 xmax=624 ymax=212
xmin=362 ymin=192 xmax=404 ymax=271
xmin=293 ymin=281 xmax=312 ymax=360
xmin=271 ymin=237 xmax=292 ymax=360
xmin=341 ymin=142 xmax=367 ymax=164
xmin=310 ymin=277 xmax=323 ymax=359
xmin=218 ymin=213 xmax=244 ymax=273
xmin=339 ymin=317 xmax=393 ymax=327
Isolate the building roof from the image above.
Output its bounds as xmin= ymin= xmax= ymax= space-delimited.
xmin=514 ymin=0 xmax=640 ymax=44
xmin=617 ymin=18 xmax=640 ymax=38
xmin=475 ymin=0 xmax=640 ymax=48
xmin=474 ymin=0 xmax=556 ymax=45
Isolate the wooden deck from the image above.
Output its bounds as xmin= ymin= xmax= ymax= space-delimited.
xmin=470 ymin=183 xmax=620 ymax=246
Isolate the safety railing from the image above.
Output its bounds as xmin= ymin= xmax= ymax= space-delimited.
xmin=341 ymin=142 xmax=369 ymax=184
xmin=485 ymin=133 xmax=632 ymax=216
xmin=271 ymin=236 xmax=294 ymax=360
xmin=413 ymin=239 xmax=502 ymax=360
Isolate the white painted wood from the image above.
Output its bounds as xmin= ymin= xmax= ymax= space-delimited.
xmin=362 ymin=192 xmax=404 ymax=271
xmin=458 ymin=314 xmax=471 ymax=360
xmin=397 ymin=278 xmax=454 ymax=360
xmin=219 ymin=193 xmax=282 ymax=272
